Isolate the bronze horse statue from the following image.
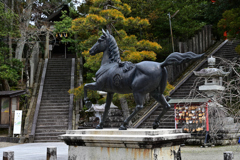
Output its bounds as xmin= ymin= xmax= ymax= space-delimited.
xmin=84 ymin=29 xmax=203 ymax=130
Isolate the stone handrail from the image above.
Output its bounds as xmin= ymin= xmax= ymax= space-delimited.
xmin=29 ymin=59 xmax=48 ymax=141
xmin=68 ymin=58 xmax=75 ymax=130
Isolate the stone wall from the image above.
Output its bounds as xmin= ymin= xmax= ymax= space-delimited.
xmin=167 ymin=25 xmax=213 ymax=83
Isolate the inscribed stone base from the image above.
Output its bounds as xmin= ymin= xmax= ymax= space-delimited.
xmin=69 ymin=145 xmax=179 ymax=160
xmin=59 ymin=129 xmax=191 ymax=160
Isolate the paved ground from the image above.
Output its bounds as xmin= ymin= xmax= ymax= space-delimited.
xmin=0 ymin=142 xmax=68 ymax=160
xmin=0 ymin=142 xmax=240 ymax=160
xmin=181 ymin=145 xmax=240 ymax=160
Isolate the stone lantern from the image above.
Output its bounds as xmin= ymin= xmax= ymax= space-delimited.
xmin=193 ymin=56 xmax=230 ymax=145
xmin=193 ymin=56 xmax=230 ymax=97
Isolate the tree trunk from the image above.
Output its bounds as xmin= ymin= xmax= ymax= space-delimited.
xmin=15 ymin=33 xmax=25 ymax=60
xmin=2 ymin=79 xmax=10 ymax=91
xmin=15 ymin=0 xmax=33 ymax=60
xmin=9 ymin=0 xmax=14 ymax=65
xmin=120 ymin=97 xmax=132 ymax=125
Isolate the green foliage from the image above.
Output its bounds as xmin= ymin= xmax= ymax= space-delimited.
xmin=0 ymin=2 xmax=19 ymax=37
xmin=218 ymin=7 xmax=240 ymax=54
xmin=69 ymin=85 xmax=100 ymax=103
xmin=0 ymin=2 xmax=22 ymax=85
xmin=235 ymin=45 xmax=240 ymax=55
xmin=54 ymin=11 xmax=75 ymax=43
xmin=218 ymin=7 xmax=240 ymax=40
xmin=72 ymin=0 xmax=161 ymax=81
xmin=0 ymin=49 xmax=23 ymax=84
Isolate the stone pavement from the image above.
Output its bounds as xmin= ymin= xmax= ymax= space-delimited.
xmin=0 ymin=142 xmax=68 ymax=160
xmin=0 ymin=142 xmax=240 ymax=160
xmin=181 ymin=145 xmax=240 ymax=160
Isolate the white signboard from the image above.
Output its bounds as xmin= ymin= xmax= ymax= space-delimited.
xmin=49 ymin=45 xmax=52 ymax=51
xmin=13 ymin=110 xmax=22 ymax=135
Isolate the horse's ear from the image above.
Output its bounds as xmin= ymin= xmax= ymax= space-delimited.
xmin=106 ymin=30 xmax=110 ymax=35
xmin=102 ymin=29 xmax=107 ymax=37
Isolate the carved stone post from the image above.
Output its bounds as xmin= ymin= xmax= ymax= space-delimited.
xmin=188 ymin=39 xmax=192 ymax=52
xmin=3 ymin=151 xmax=14 ymax=160
xmin=199 ymin=31 xmax=203 ymax=53
xmin=208 ymin=25 xmax=212 ymax=46
xmin=46 ymin=147 xmax=57 ymax=160
xmin=183 ymin=42 xmax=188 ymax=53
xmin=205 ymin=26 xmax=209 ymax=49
xmin=202 ymin=28 xmax=206 ymax=52
xmin=223 ymin=151 xmax=233 ymax=160
xmin=192 ymin=37 xmax=196 ymax=53
xmin=195 ymin=34 xmax=199 ymax=54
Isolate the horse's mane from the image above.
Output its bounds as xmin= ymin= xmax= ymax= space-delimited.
xmin=107 ymin=34 xmax=121 ymax=63
xmin=105 ymin=31 xmax=135 ymax=72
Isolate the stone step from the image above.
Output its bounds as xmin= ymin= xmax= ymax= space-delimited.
xmin=34 ymin=139 xmax=62 ymax=143
xmin=35 ymin=132 xmax=66 ymax=137
xmin=42 ymin=95 xmax=70 ymax=98
xmin=43 ymin=84 xmax=70 ymax=87
xmin=40 ymin=103 xmax=69 ymax=106
xmin=139 ymin=124 xmax=175 ymax=128
xmin=46 ymin=69 xmax=71 ymax=72
xmin=34 ymin=136 xmax=62 ymax=141
xmin=37 ymin=121 xmax=69 ymax=126
xmin=41 ymin=94 xmax=69 ymax=97
xmin=37 ymin=118 xmax=69 ymax=123
xmin=42 ymin=89 xmax=70 ymax=92
xmin=45 ymin=76 xmax=71 ymax=78
xmin=41 ymin=99 xmax=69 ymax=103
xmin=45 ymin=73 xmax=71 ymax=75
xmin=37 ymin=115 xmax=69 ymax=120
xmin=139 ymin=121 xmax=175 ymax=126
xmin=39 ymin=106 xmax=69 ymax=112
xmin=36 ymin=126 xmax=68 ymax=132
xmin=43 ymin=87 xmax=70 ymax=90
xmin=38 ymin=112 xmax=69 ymax=117
xmin=40 ymin=105 xmax=69 ymax=109
xmin=44 ymin=77 xmax=71 ymax=79
xmin=39 ymin=108 xmax=69 ymax=113
xmin=46 ymin=66 xmax=71 ymax=69
xmin=38 ymin=111 xmax=69 ymax=116
xmin=41 ymin=97 xmax=70 ymax=100
xmin=44 ymin=81 xmax=70 ymax=84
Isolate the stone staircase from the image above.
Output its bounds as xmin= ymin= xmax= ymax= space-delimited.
xmin=136 ymin=40 xmax=240 ymax=129
xmin=34 ymin=59 xmax=72 ymax=142
xmin=138 ymin=105 xmax=175 ymax=128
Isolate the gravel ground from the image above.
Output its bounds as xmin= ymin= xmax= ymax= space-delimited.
xmin=181 ymin=145 xmax=240 ymax=160
xmin=0 ymin=142 xmax=19 ymax=148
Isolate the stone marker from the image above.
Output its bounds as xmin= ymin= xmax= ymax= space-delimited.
xmin=46 ymin=147 xmax=57 ymax=160
xmin=3 ymin=151 xmax=14 ymax=160
xmin=224 ymin=151 xmax=233 ymax=160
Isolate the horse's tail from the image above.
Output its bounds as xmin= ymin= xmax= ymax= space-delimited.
xmin=161 ymin=52 xmax=204 ymax=67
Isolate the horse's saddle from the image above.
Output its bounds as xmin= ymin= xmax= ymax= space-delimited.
xmin=95 ymin=61 xmax=135 ymax=80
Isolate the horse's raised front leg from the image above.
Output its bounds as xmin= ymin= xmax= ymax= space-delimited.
xmin=96 ymin=92 xmax=113 ymax=129
xmin=150 ymin=91 xmax=171 ymax=129
xmin=84 ymin=82 xmax=99 ymax=108
xmin=119 ymin=93 xmax=145 ymax=130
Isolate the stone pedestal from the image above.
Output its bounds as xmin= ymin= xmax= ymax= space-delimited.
xmin=59 ymin=129 xmax=190 ymax=160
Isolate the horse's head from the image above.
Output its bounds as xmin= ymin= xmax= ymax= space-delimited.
xmin=89 ymin=29 xmax=109 ymax=55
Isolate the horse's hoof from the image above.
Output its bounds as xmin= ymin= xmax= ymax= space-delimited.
xmin=85 ymin=100 xmax=92 ymax=108
xmin=96 ymin=124 xmax=103 ymax=129
xmin=152 ymin=122 xmax=159 ymax=129
xmin=119 ymin=125 xmax=127 ymax=130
